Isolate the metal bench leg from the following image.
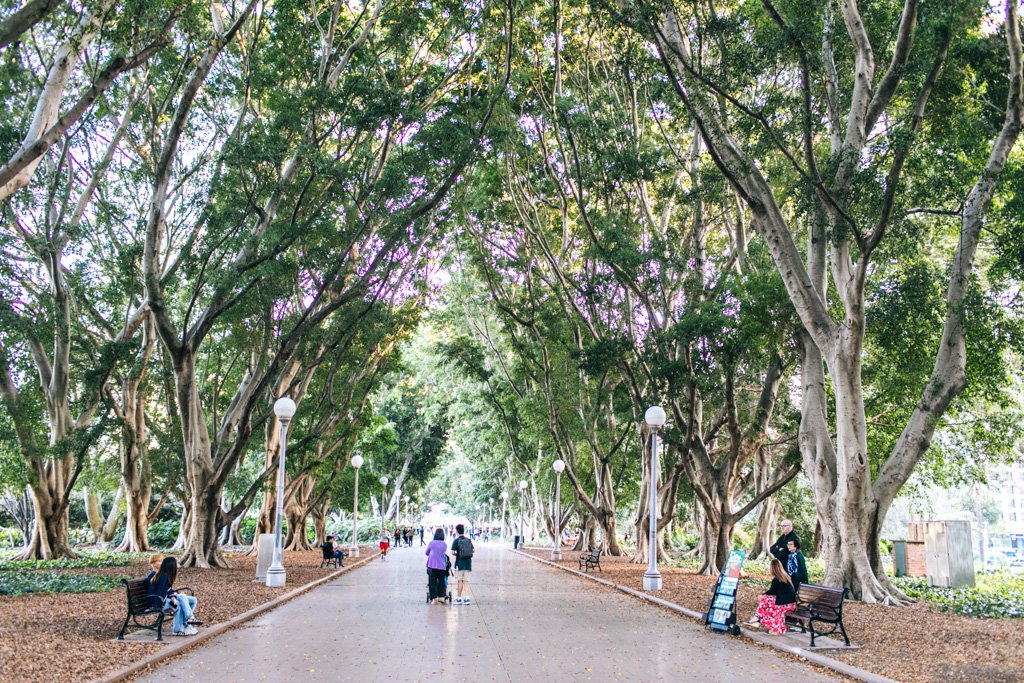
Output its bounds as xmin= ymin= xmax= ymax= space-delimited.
xmin=808 ymin=619 xmax=817 ymax=647
xmin=838 ymin=620 xmax=850 ymax=646
xmin=118 ymin=614 xmax=131 ymax=641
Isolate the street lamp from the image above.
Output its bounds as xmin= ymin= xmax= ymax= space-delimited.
xmin=552 ymin=459 xmax=565 ymax=561
xmin=266 ymin=396 xmax=296 ymax=588
xmin=488 ymin=497 xmax=493 ymax=541
xmin=643 ymin=405 xmax=666 ymax=591
xmin=349 ymin=454 xmax=363 ymax=557
xmin=379 ymin=476 xmax=389 ymax=531
xmin=403 ymin=495 xmax=410 ymax=524
xmin=518 ymin=479 xmax=528 ymax=549
xmin=500 ymin=491 xmax=508 ymax=542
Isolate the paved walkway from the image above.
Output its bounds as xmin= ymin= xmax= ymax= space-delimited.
xmin=136 ymin=543 xmax=836 ymax=682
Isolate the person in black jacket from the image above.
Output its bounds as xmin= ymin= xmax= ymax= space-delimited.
xmin=786 ymin=539 xmax=808 ymax=592
xmin=769 ymin=520 xmax=800 ymax=564
xmin=747 ymin=559 xmax=797 ymax=634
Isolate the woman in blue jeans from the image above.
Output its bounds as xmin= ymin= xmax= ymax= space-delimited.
xmin=148 ymin=556 xmax=199 ymax=636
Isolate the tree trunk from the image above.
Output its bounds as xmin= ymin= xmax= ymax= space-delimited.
xmin=749 ymin=497 xmax=779 ymax=560
xmin=23 ymin=478 xmax=76 ymax=559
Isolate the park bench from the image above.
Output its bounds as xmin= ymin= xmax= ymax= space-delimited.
xmin=788 ymin=584 xmax=851 ymax=647
xmin=117 ymin=578 xmax=196 ymax=642
xmin=578 ymin=545 xmax=602 ymax=572
xmin=319 ymin=544 xmax=344 ymax=568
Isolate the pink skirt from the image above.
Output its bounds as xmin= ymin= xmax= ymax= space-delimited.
xmin=756 ymin=594 xmax=796 ymax=634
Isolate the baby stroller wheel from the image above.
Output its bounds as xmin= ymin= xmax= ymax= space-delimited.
xmin=446 ymin=591 xmax=452 ymax=603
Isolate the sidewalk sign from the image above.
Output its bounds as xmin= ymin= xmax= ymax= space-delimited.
xmin=704 ymin=549 xmax=745 ymax=635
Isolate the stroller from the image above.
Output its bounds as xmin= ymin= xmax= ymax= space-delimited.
xmin=426 ymin=555 xmax=453 ymax=604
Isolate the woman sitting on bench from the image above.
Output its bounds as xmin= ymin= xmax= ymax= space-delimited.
xmin=322 ymin=535 xmax=346 ymax=566
xmin=148 ymin=556 xmax=199 ymax=636
xmin=747 ymin=559 xmax=796 ymax=634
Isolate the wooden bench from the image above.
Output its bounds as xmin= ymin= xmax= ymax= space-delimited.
xmin=117 ymin=578 xmax=197 ymax=641
xmin=578 ymin=546 xmax=602 ymax=572
xmin=117 ymin=578 xmax=167 ymax=641
xmin=789 ymin=584 xmax=851 ymax=647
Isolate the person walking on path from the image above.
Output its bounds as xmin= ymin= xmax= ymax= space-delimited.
xmin=394 ymin=527 xmax=401 ymax=549
xmin=380 ymin=528 xmax=391 ymax=560
xmin=419 ymin=526 xmax=425 ymax=546
xmin=148 ymin=556 xmax=199 ymax=636
xmin=426 ymin=528 xmax=449 ymax=604
xmin=451 ymin=523 xmax=474 ymax=605
xmin=786 ymin=539 xmax=808 ymax=593
xmin=747 ymin=560 xmax=797 ymax=634
xmin=769 ymin=520 xmax=800 ymax=564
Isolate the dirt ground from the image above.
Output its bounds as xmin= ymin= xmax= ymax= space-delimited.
xmin=0 ymin=549 xmax=367 ymax=683
xmin=524 ymin=549 xmax=1024 ymax=683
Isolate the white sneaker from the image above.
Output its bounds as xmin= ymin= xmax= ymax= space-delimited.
xmin=463 ymin=597 xmax=472 ymax=605
xmin=454 ymin=597 xmax=463 ymax=605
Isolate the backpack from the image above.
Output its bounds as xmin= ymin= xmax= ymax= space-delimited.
xmin=457 ymin=536 xmax=474 ymax=559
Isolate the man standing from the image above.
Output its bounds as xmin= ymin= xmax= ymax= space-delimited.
xmin=769 ymin=520 xmax=800 ymax=564
xmin=451 ymin=523 xmax=474 ymax=605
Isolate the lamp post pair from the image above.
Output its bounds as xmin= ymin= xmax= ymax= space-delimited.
xmin=518 ymin=479 xmax=528 ymax=548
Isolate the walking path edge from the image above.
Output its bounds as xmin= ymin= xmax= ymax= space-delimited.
xmin=89 ymin=552 xmax=378 ymax=683
xmin=511 ymin=548 xmax=899 ymax=683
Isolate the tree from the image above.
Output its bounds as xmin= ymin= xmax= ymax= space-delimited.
xmin=637 ymin=0 xmax=1024 ymax=599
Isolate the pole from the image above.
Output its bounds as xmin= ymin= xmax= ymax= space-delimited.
xmin=500 ymin=497 xmax=507 ymax=541
xmin=643 ymin=428 xmax=662 ymax=591
xmin=266 ymin=420 xmax=289 ymax=588
xmin=350 ymin=467 xmax=360 ymax=557
xmin=551 ymin=470 xmax=562 ymax=561
xmin=519 ymin=493 xmax=525 ymax=549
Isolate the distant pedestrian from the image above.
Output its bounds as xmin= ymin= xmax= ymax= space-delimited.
xmin=394 ymin=527 xmax=401 ymax=549
xmin=380 ymin=528 xmax=391 ymax=560
xmin=419 ymin=526 xmax=425 ymax=546
xmin=426 ymin=528 xmax=449 ymax=604
xmin=451 ymin=523 xmax=474 ymax=605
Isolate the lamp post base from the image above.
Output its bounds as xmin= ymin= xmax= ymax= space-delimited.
xmin=642 ymin=572 xmax=662 ymax=591
xmin=266 ymin=564 xmax=287 ymax=588
xmin=551 ymin=549 xmax=562 ymax=561
xmin=349 ymin=545 xmax=360 ymax=557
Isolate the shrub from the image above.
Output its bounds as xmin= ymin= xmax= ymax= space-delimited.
xmin=147 ymin=520 xmax=180 ymax=548
xmin=0 ymin=572 xmax=124 ymax=596
xmin=893 ymin=571 xmax=1024 ymax=618
xmin=0 ymin=550 xmax=139 ymax=571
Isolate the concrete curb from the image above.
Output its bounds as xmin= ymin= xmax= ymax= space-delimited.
xmin=91 ymin=551 xmax=378 ymax=683
xmin=511 ymin=549 xmax=899 ymax=683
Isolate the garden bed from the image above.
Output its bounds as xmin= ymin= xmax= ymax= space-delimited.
xmin=523 ymin=548 xmax=1023 ymax=683
xmin=0 ymin=549 xmax=368 ymax=683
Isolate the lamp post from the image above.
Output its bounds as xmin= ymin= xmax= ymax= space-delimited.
xmin=488 ymin=498 xmax=493 ymax=541
xmin=379 ymin=476 xmax=389 ymax=531
xmin=518 ymin=479 xmax=528 ymax=549
xmin=403 ymin=495 xmax=410 ymax=525
xmin=349 ymin=454 xmax=363 ymax=557
xmin=643 ymin=405 xmax=666 ymax=591
xmin=551 ymin=459 xmax=565 ymax=561
xmin=266 ymin=397 xmax=296 ymax=588
xmin=500 ymin=491 xmax=508 ymax=542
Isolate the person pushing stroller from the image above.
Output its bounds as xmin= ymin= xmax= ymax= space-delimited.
xmin=425 ymin=528 xmax=451 ymax=604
